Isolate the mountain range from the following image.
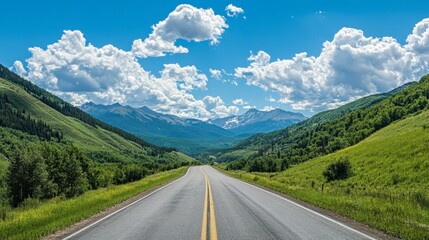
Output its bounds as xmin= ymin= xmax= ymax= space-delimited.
xmin=209 ymin=108 xmax=306 ymax=135
xmin=80 ymin=103 xmax=307 ymax=154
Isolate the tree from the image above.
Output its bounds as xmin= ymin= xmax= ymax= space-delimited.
xmin=279 ymin=159 xmax=289 ymax=171
xmin=323 ymin=158 xmax=353 ymax=182
xmin=61 ymin=145 xmax=89 ymax=197
xmin=7 ymin=145 xmax=55 ymax=206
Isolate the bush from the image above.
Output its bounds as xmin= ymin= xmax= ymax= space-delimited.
xmin=323 ymin=158 xmax=353 ymax=182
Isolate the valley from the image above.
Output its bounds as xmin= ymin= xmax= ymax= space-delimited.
xmin=80 ymin=102 xmax=306 ymax=154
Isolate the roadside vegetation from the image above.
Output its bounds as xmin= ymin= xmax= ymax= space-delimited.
xmin=0 ymin=167 xmax=187 ymax=240
xmin=217 ymin=109 xmax=429 ymax=239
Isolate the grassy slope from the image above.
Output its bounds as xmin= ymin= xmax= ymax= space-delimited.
xmin=0 ymin=78 xmax=197 ymax=166
xmin=0 ymin=78 xmax=143 ymax=154
xmin=0 ymin=167 xmax=188 ymax=240
xmin=221 ymin=110 xmax=429 ymax=239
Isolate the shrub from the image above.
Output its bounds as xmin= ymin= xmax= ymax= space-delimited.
xmin=323 ymin=158 xmax=353 ymax=182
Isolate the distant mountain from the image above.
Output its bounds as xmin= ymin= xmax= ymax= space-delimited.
xmin=210 ymin=108 xmax=307 ymax=135
xmin=80 ymin=102 xmax=241 ymax=154
xmin=80 ymin=104 xmax=308 ymax=154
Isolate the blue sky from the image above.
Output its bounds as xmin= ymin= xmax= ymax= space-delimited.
xmin=1 ymin=0 xmax=429 ymax=119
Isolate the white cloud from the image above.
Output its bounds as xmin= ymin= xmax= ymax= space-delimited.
xmin=225 ymin=4 xmax=244 ymax=18
xmin=209 ymin=68 xmax=238 ymax=86
xmin=232 ymin=98 xmax=247 ymax=105
xmin=161 ymin=64 xmax=207 ymax=91
xmin=267 ymin=96 xmax=276 ymax=102
xmin=16 ymin=30 xmax=235 ymax=120
xmin=243 ymin=105 xmax=256 ymax=109
xmin=12 ymin=60 xmax=27 ymax=76
xmin=132 ymin=4 xmax=228 ymax=58
xmin=235 ymin=19 xmax=429 ymax=111
xmin=203 ymin=96 xmax=239 ymax=117
xmin=406 ymin=18 xmax=429 ymax=54
xmin=209 ymin=68 xmax=222 ymax=80
xmin=262 ymin=106 xmax=275 ymax=111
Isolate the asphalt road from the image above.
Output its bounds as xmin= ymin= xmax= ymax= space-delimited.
xmin=64 ymin=166 xmax=376 ymax=240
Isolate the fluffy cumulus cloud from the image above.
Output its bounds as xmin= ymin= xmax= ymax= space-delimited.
xmin=12 ymin=60 xmax=27 ymax=76
xmin=232 ymin=98 xmax=247 ymax=105
xmin=161 ymin=64 xmax=207 ymax=91
xmin=406 ymin=19 xmax=429 ymax=54
xmin=13 ymin=30 xmax=235 ymax=120
xmin=203 ymin=96 xmax=239 ymax=118
xmin=225 ymin=4 xmax=244 ymax=18
xmin=235 ymin=19 xmax=429 ymax=111
xmin=132 ymin=4 xmax=228 ymax=58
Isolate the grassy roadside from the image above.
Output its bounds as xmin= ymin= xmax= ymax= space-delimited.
xmin=216 ymin=163 xmax=429 ymax=240
xmin=216 ymin=167 xmax=428 ymax=239
xmin=0 ymin=167 xmax=188 ymax=240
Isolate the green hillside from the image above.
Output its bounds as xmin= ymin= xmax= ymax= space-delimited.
xmin=0 ymin=77 xmax=192 ymax=163
xmin=221 ymin=109 xmax=429 ymax=239
xmin=221 ymin=76 xmax=427 ymax=169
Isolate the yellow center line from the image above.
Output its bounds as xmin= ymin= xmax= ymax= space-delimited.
xmin=201 ymin=169 xmax=208 ymax=240
xmin=200 ymin=167 xmax=218 ymax=240
xmin=207 ymin=176 xmax=218 ymax=240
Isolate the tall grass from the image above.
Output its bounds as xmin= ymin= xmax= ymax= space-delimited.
xmin=0 ymin=167 xmax=187 ymax=240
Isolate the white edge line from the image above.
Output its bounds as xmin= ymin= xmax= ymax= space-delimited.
xmin=214 ymin=168 xmax=377 ymax=240
xmin=62 ymin=167 xmax=190 ymax=240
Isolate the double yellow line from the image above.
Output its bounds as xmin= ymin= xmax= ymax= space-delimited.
xmin=200 ymin=168 xmax=218 ymax=240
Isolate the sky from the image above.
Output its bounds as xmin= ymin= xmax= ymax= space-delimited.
xmin=1 ymin=0 xmax=429 ymax=120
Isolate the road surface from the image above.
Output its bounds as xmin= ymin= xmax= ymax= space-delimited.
xmin=64 ymin=166 xmax=376 ymax=240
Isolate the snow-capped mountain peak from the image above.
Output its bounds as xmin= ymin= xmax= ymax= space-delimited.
xmin=210 ymin=108 xmax=307 ymax=134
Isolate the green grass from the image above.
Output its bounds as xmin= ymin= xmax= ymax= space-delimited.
xmin=218 ymin=110 xmax=429 ymax=239
xmin=0 ymin=78 xmax=143 ymax=154
xmin=0 ymin=167 xmax=187 ymax=240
